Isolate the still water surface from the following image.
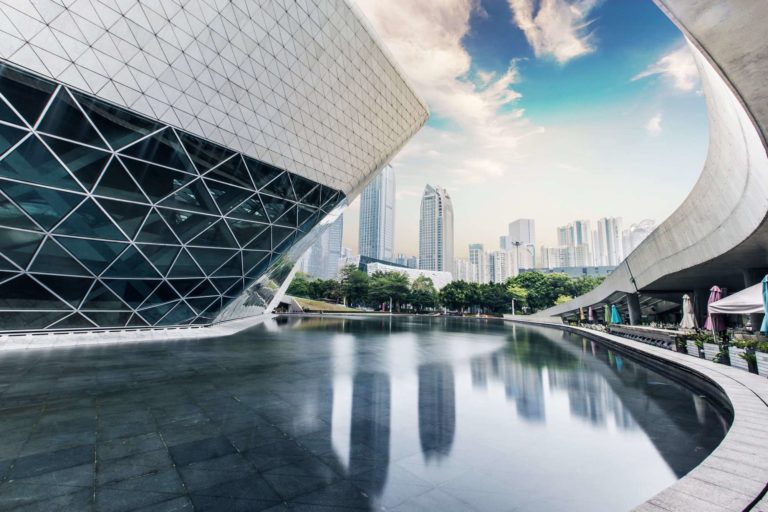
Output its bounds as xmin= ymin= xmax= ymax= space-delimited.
xmin=0 ymin=316 xmax=729 ymax=511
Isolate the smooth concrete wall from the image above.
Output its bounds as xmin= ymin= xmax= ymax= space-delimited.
xmin=543 ymin=0 xmax=768 ymax=317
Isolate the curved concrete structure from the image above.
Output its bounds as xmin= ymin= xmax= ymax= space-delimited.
xmin=544 ymin=0 xmax=768 ymax=320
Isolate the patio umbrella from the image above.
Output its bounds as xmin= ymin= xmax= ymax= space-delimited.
xmin=610 ymin=304 xmax=622 ymax=324
xmin=762 ymin=275 xmax=768 ymax=334
xmin=704 ymin=286 xmax=725 ymax=332
xmin=579 ymin=307 xmax=585 ymax=322
xmin=604 ymin=304 xmax=610 ymax=324
xmin=680 ymin=294 xmax=697 ymax=329
xmin=588 ymin=306 xmax=594 ymax=322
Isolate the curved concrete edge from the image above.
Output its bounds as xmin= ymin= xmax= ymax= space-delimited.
xmin=506 ymin=317 xmax=768 ymax=512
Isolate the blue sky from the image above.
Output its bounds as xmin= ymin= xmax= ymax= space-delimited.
xmin=349 ymin=0 xmax=707 ymax=256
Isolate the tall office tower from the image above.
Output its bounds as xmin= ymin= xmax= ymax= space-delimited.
xmin=489 ymin=251 xmax=517 ymax=283
xmin=359 ymin=165 xmax=396 ymax=261
xmin=556 ymin=220 xmax=592 ymax=266
xmin=508 ymin=219 xmax=536 ymax=271
xmin=305 ymin=216 xmax=344 ymax=280
xmin=0 ymin=0 xmax=428 ymax=333
xmin=468 ymin=244 xmax=488 ymax=283
xmin=419 ymin=185 xmax=454 ymax=274
xmin=407 ymin=256 xmax=419 ymax=269
xmin=499 ymin=235 xmax=509 ymax=250
xmin=595 ymin=217 xmax=625 ymax=266
xmin=454 ymin=259 xmax=472 ymax=282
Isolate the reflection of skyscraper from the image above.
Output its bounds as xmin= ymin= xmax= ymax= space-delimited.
xmin=303 ymin=215 xmax=344 ymax=279
xmin=471 ymin=358 xmax=488 ymax=389
xmin=418 ymin=364 xmax=456 ymax=461
xmin=359 ymin=166 xmax=396 ymax=262
xmin=350 ymin=372 xmax=391 ymax=495
xmin=503 ymin=361 xmax=545 ymax=422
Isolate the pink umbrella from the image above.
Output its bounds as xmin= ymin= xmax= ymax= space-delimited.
xmin=704 ymin=286 xmax=726 ymax=332
xmin=588 ymin=306 xmax=594 ymax=322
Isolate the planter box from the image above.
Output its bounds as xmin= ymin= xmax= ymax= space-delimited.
xmin=757 ymin=352 xmax=768 ymax=376
xmin=686 ymin=341 xmax=702 ymax=358
xmin=729 ymin=347 xmax=750 ymax=372
xmin=703 ymin=343 xmax=720 ymax=362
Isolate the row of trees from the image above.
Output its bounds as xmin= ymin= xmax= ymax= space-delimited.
xmin=288 ymin=266 xmax=605 ymax=314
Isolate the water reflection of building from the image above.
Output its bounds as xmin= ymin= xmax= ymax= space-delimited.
xmin=503 ymin=361 xmax=546 ymax=422
xmin=548 ymin=369 xmax=636 ymax=429
xmin=471 ymin=358 xmax=488 ymax=389
xmin=418 ymin=364 xmax=456 ymax=461
xmin=350 ymin=372 xmax=391 ymax=495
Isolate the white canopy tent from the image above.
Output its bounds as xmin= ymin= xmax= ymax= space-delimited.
xmin=707 ymin=283 xmax=764 ymax=315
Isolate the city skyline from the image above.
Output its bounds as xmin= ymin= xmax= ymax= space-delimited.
xmin=344 ymin=0 xmax=707 ymax=257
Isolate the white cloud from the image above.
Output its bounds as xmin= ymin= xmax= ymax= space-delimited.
xmin=508 ymin=0 xmax=601 ymax=64
xmin=645 ymin=113 xmax=662 ymax=136
xmin=632 ymin=45 xmax=699 ymax=92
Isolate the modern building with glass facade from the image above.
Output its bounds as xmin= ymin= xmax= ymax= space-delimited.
xmin=0 ymin=0 xmax=428 ymax=333
xmin=419 ymin=184 xmax=453 ymax=274
xmin=358 ymin=164 xmax=395 ymax=262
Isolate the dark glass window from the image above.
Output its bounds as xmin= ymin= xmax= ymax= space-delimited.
xmin=228 ymin=194 xmax=268 ymax=223
xmin=0 ymin=274 xmax=70 ymax=309
xmin=0 ymin=97 xmax=22 ymax=126
xmin=81 ymin=311 xmax=132 ymax=327
xmin=302 ymin=185 xmax=322 ymax=208
xmin=0 ymin=135 xmax=83 ymax=191
xmin=168 ymin=278 xmax=204 ymax=297
xmin=120 ymin=127 xmax=195 ymax=174
xmin=141 ymin=282 xmax=180 ymax=308
xmin=186 ymin=296 xmax=217 ymax=314
xmin=158 ymin=179 xmax=217 ymax=214
xmin=0 ymin=189 xmax=42 ymax=231
xmin=136 ymin=209 xmax=180 ymax=244
xmin=260 ymin=195 xmax=294 ymax=223
xmin=0 ymin=228 xmax=44 ymax=268
xmin=204 ymin=179 xmax=252 ymax=213
xmin=211 ymin=277 xmax=238 ymax=295
xmin=212 ymin=252 xmax=242 ymax=277
xmin=103 ymin=279 xmax=161 ymax=308
xmin=244 ymin=157 xmax=283 ymax=189
xmin=167 ymin=249 xmax=204 ymax=278
xmin=138 ymin=244 xmax=180 ymax=275
xmin=158 ymin=209 xmax=217 ymax=242
xmin=42 ymin=137 xmax=111 ymax=192
xmin=177 ymin=131 xmax=234 ymax=173
xmin=126 ymin=314 xmax=149 ymax=327
xmin=206 ymin=155 xmax=253 ymax=189
xmin=29 ymin=238 xmax=90 ymax=276
xmin=0 ymin=180 xmax=83 ymax=230
xmin=291 ymin=175 xmax=317 ymax=200
xmin=81 ymin=282 xmax=127 ymax=310
xmin=55 ymin=237 xmax=126 ymax=275
xmin=93 ymin=159 xmax=149 ymax=203
xmin=0 ymin=311 xmax=68 ymax=331
xmin=226 ymin=219 xmax=269 ymax=247
xmin=157 ymin=302 xmax=195 ymax=326
xmin=33 ymin=274 xmax=93 ymax=308
xmin=242 ymin=251 xmax=269 ymax=275
xmin=54 ymin=199 xmax=126 ymax=241
xmin=0 ymin=123 xmax=26 ymax=156
xmin=119 ymin=156 xmax=194 ymax=202
xmin=0 ymin=64 xmax=57 ymax=125
xmin=187 ymin=280 xmax=219 ymax=298
xmin=49 ymin=313 xmax=96 ymax=329
xmin=72 ymin=90 xmax=163 ymax=150
xmin=102 ymin=246 xmax=161 ymax=278
xmin=37 ymin=88 xmax=107 ymax=148
xmin=187 ymin=248 xmax=238 ymax=274
xmin=189 ymin=220 xmax=237 ymax=248
xmin=96 ymin=198 xmax=150 ymax=239
xmin=261 ymin=172 xmax=295 ymax=200
xmin=138 ymin=301 xmax=176 ymax=325
xmin=245 ymin=226 xmax=271 ymax=251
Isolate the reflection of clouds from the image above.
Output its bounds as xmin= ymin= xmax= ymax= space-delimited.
xmin=418 ymin=364 xmax=456 ymax=462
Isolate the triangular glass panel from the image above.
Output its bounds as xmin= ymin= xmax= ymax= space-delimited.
xmin=191 ymin=316 xmax=211 ymax=325
xmin=260 ymin=195 xmax=294 ymax=224
xmin=291 ymin=175 xmax=317 ymax=201
xmin=242 ymin=251 xmax=269 ymax=275
xmin=187 ymin=247 xmax=237 ymax=274
xmin=0 ymin=64 xmax=57 ymax=125
xmin=245 ymin=254 xmax=271 ymax=279
xmin=126 ymin=313 xmax=149 ymax=327
xmin=41 ymin=136 xmax=111 ymax=191
xmin=136 ymin=209 xmax=179 ymax=244
xmin=0 ymin=135 xmax=82 ymax=191
xmin=158 ymin=179 xmax=217 ymax=214
xmin=36 ymin=88 xmax=107 ymax=148
xmin=48 ymin=312 xmax=95 ymax=330
xmin=0 ymin=97 xmax=22 ymax=126
xmin=96 ymin=198 xmax=150 ymax=239
xmin=177 ymin=131 xmax=234 ymax=174
xmin=29 ymin=238 xmax=90 ymax=276
xmin=187 ymin=279 xmax=219 ymax=298
xmin=81 ymin=311 xmax=132 ymax=328
xmin=261 ymin=172 xmax=296 ymax=200
xmin=158 ymin=208 xmax=216 ymax=243
xmin=120 ymin=128 xmax=195 ymax=174
xmin=0 ymin=228 xmax=44 ymax=268
xmin=245 ymin=226 xmax=272 ymax=251
xmin=200 ymin=298 xmax=222 ymax=319
xmin=271 ymin=225 xmax=295 ymax=249
xmin=0 ymin=124 xmax=27 ymax=156
xmin=102 ymin=246 xmax=161 ymax=278
xmin=189 ymin=220 xmax=237 ymax=248
xmin=226 ymin=219 xmax=268 ymax=247
xmin=204 ymin=178 xmax=252 ymax=214
xmin=119 ymin=156 xmax=195 ymax=202
xmin=103 ymin=279 xmax=160 ymax=308
xmin=80 ymin=281 xmax=127 ymax=310
xmin=137 ymin=244 xmax=180 ymax=276
xmin=33 ymin=274 xmax=92 ymax=307
xmin=211 ymin=277 xmax=238 ymax=295
xmin=0 ymin=180 xmax=83 ymax=230
xmin=212 ymin=252 xmax=242 ymax=277
xmin=186 ymin=296 xmax=217 ymax=314
xmin=55 ymin=237 xmax=125 ymax=275
xmin=297 ymin=205 xmax=317 ymax=228
xmin=93 ymin=159 xmax=148 ymax=203
xmin=0 ymin=189 xmax=41 ymax=231
xmin=138 ymin=301 xmax=176 ymax=325
xmin=54 ymin=199 xmax=126 ymax=241
xmin=228 ymin=194 xmax=269 ymax=223
xmin=244 ymin=156 xmax=283 ymax=189
xmin=0 ymin=311 xmax=68 ymax=331
xmin=167 ymin=249 xmax=204 ymax=278
xmin=140 ymin=282 xmax=180 ymax=308
xmin=301 ymin=185 xmax=322 ymax=208
xmin=0 ymin=274 xmax=71 ymax=309
xmin=206 ymin=155 xmax=253 ymax=190
xmin=274 ymin=231 xmax=298 ymax=254
xmin=156 ymin=302 xmax=195 ymax=326
xmin=72 ymin=90 xmax=163 ymax=150
xmin=168 ymin=278 xmax=204 ymax=297
xmin=225 ymin=279 xmax=245 ymax=298
xmin=273 ymin=205 xmax=297 ymax=228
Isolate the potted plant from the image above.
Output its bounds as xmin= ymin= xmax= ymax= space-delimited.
xmin=756 ymin=342 xmax=768 ymax=376
xmin=684 ymin=335 xmax=703 ymax=358
xmin=701 ymin=333 xmax=721 ymax=361
xmin=729 ymin=339 xmax=757 ymax=373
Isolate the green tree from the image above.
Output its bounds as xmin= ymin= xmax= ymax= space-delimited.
xmin=286 ymin=272 xmax=311 ymax=298
xmin=555 ymin=294 xmax=574 ymax=305
xmin=440 ymin=281 xmax=470 ymax=313
xmin=339 ymin=264 xmax=369 ymax=306
xmin=368 ymin=271 xmax=411 ymax=311
xmin=481 ymin=283 xmax=513 ymax=314
xmin=410 ymin=276 xmax=438 ymax=313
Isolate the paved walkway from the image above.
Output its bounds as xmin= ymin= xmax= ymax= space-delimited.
xmin=506 ymin=317 xmax=768 ymax=512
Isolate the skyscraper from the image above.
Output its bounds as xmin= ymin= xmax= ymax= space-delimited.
xmin=508 ymin=219 xmax=536 ymax=271
xmin=556 ymin=220 xmax=592 ymax=266
xmin=419 ymin=185 xmax=454 ymax=274
xmin=595 ymin=217 xmax=624 ymax=266
xmin=304 ymin=216 xmax=345 ymax=279
xmin=359 ymin=165 xmax=396 ymax=262
xmin=469 ymin=244 xmax=488 ymax=283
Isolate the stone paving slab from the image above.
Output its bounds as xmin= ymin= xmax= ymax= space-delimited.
xmin=506 ymin=318 xmax=768 ymax=512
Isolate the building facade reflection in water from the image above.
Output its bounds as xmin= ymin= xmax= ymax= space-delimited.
xmin=418 ymin=364 xmax=456 ymax=461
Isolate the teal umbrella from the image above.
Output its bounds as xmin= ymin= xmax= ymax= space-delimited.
xmin=762 ymin=275 xmax=768 ymax=333
xmin=610 ymin=304 xmax=622 ymax=324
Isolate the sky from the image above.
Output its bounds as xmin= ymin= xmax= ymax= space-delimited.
xmin=345 ymin=0 xmax=708 ymax=257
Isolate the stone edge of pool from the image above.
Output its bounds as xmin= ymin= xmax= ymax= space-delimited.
xmin=505 ymin=317 xmax=768 ymax=512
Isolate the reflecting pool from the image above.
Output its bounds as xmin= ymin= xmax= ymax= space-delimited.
xmin=0 ymin=317 xmax=729 ymax=511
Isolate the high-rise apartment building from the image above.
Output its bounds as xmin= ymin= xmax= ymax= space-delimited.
xmin=468 ymin=244 xmax=488 ymax=283
xmin=359 ymin=165 xmax=395 ymax=262
xmin=594 ymin=217 xmax=625 ymax=266
xmin=489 ymin=251 xmax=518 ymax=283
xmin=419 ymin=185 xmax=454 ymax=274
xmin=508 ymin=219 xmax=536 ymax=271
xmin=303 ymin=216 xmax=344 ymax=280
